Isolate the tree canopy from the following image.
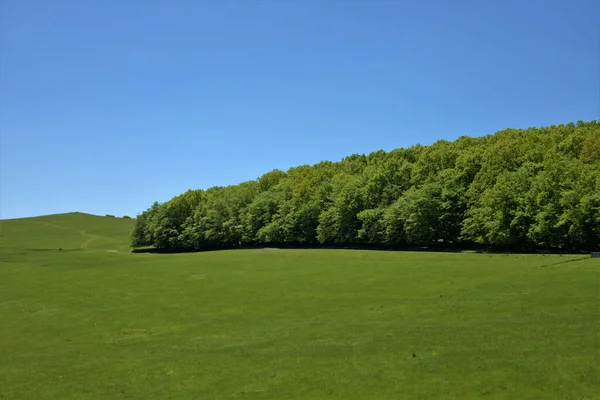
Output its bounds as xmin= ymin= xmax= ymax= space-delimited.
xmin=131 ymin=121 xmax=600 ymax=252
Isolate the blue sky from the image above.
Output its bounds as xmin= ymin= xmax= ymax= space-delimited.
xmin=1 ymin=0 xmax=598 ymax=219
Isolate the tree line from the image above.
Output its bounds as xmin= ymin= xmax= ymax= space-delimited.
xmin=131 ymin=121 xmax=600 ymax=252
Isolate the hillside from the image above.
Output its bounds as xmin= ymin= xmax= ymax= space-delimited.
xmin=132 ymin=121 xmax=600 ymax=252
xmin=0 ymin=212 xmax=134 ymax=254
xmin=2 ymin=236 xmax=599 ymax=398
xmin=1 ymin=204 xmax=598 ymax=399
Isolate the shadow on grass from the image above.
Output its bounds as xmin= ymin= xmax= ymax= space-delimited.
xmin=132 ymin=242 xmax=596 ymax=255
xmin=24 ymin=248 xmax=81 ymax=253
xmin=536 ymin=256 xmax=590 ymax=268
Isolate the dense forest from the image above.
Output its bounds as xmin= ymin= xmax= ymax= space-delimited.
xmin=131 ymin=121 xmax=600 ymax=252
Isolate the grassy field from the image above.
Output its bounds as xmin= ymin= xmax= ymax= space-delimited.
xmin=1 ymin=214 xmax=599 ymax=399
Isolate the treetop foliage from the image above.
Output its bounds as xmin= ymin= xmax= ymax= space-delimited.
xmin=131 ymin=121 xmax=600 ymax=251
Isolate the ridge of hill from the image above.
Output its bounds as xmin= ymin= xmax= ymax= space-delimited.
xmin=0 ymin=212 xmax=134 ymax=253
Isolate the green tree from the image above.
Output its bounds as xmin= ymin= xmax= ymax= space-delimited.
xmin=132 ymin=120 xmax=600 ymax=252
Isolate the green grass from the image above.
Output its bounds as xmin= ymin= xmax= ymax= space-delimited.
xmin=1 ymin=214 xmax=599 ymax=399
xmin=0 ymin=212 xmax=135 ymax=253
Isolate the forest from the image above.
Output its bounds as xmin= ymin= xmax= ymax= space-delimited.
xmin=131 ymin=121 xmax=600 ymax=252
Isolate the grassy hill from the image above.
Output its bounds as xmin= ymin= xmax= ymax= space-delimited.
xmin=0 ymin=212 xmax=135 ymax=253
xmin=1 ymin=214 xmax=599 ymax=399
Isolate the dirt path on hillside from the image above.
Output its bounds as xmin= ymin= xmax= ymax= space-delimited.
xmin=79 ymin=231 xmax=100 ymax=249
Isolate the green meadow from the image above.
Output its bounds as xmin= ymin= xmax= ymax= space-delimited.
xmin=1 ymin=213 xmax=598 ymax=399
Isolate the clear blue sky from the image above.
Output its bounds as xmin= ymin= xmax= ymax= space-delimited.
xmin=1 ymin=0 xmax=598 ymax=219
